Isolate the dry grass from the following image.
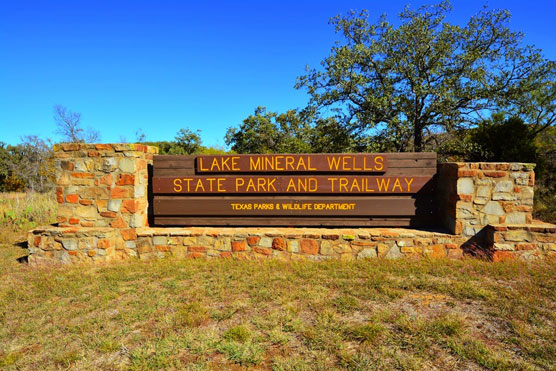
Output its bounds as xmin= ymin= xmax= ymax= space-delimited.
xmin=1 ymin=241 xmax=556 ymax=370
xmin=0 ymin=192 xmax=56 ymax=243
xmin=1 ymin=192 xmax=556 ymax=370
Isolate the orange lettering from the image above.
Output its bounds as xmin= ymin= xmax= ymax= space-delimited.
xmin=349 ymin=178 xmax=361 ymax=192
xmin=286 ymin=178 xmax=296 ymax=192
xmin=296 ymin=157 xmax=306 ymax=170
xmin=328 ymin=177 xmax=337 ymax=192
xmin=232 ymin=156 xmax=240 ymax=171
xmin=198 ymin=158 xmax=209 ymax=171
xmin=308 ymin=156 xmax=316 ymax=170
xmin=392 ymin=178 xmax=403 ymax=192
xmin=342 ymin=156 xmax=350 ymax=171
xmin=210 ymin=158 xmax=221 ymax=172
xmin=195 ymin=179 xmax=205 ymax=192
xmin=235 ymin=178 xmax=245 ymax=191
xmin=183 ymin=178 xmax=193 ymax=192
xmin=257 ymin=177 xmax=266 ymax=191
xmin=267 ymin=178 xmax=277 ymax=192
xmin=339 ymin=178 xmax=348 ymax=192
xmin=404 ymin=177 xmax=414 ymax=192
xmin=250 ymin=157 xmax=262 ymax=171
xmin=327 ymin=156 xmax=341 ymax=170
xmin=283 ymin=156 xmax=293 ymax=171
xmin=173 ymin=178 xmax=182 ymax=192
xmin=275 ymin=155 xmax=284 ymax=171
xmin=374 ymin=156 xmax=384 ymax=171
xmin=377 ymin=178 xmax=390 ymax=192
xmin=220 ymin=157 xmax=230 ymax=171
xmin=217 ymin=178 xmax=225 ymax=192
xmin=352 ymin=156 xmax=362 ymax=171
xmin=246 ymin=178 xmax=256 ymax=192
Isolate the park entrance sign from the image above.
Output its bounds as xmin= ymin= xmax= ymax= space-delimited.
xmin=28 ymin=143 xmax=554 ymax=265
xmin=152 ymin=153 xmax=437 ymax=227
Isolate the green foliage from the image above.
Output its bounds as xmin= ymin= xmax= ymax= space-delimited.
xmin=0 ymin=137 xmax=55 ymax=193
xmin=225 ymin=106 xmax=356 ymax=154
xmin=466 ymin=115 xmax=537 ymax=162
xmin=295 ymin=0 xmax=555 ymax=151
xmin=534 ymin=126 xmax=556 ymax=223
xmin=145 ymin=128 xmax=233 ymax=156
xmin=172 ymin=128 xmax=202 ymax=154
xmin=225 ymin=107 xmax=312 ymax=154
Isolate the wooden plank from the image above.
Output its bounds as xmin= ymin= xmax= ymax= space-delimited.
xmin=195 ymin=154 xmax=388 ymax=173
xmin=153 ymin=175 xmax=433 ymax=195
xmin=153 ymin=154 xmax=437 ymax=170
xmin=153 ymin=152 xmax=437 ymax=162
xmin=153 ymin=196 xmax=435 ymax=216
xmin=153 ymin=216 xmax=435 ymax=227
xmin=153 ymin=167 xmax=438 ymax=177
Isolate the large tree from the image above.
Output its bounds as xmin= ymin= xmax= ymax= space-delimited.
xmin=295 ymin=1 xmax=555 ymax=151
xmin=225 ymin=106 xmax=356 ymax=154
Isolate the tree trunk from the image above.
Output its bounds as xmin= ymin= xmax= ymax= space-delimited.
xmin=414 ymin=124 xmax=423 ymax=152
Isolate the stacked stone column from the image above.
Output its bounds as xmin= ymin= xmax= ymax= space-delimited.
xmin=28 ymin=143 xmax=157 ymax=265
xmin=437 ymin=162 xmax=535 ymax=237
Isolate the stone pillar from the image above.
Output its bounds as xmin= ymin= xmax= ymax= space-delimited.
xmin=437 ymin=162 xmax=535 ymax=237
xmin=26 ymin=143 xmax=159 ymax=264
xmin=54 ymin=143 xmax=157 ymax=230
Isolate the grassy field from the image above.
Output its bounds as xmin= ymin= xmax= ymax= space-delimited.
xmin=1 ymin=193 xmax=556 ymax=370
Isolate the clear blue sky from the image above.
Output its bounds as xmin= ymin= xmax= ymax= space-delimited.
xmin=1 ymin=0 xmax=555 ymax=148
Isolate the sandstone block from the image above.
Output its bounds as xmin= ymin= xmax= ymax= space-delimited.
xmin=300 ymin=239 xmax=318 ymax=255
xmin=215 ymin=237 xmax=231 ymax=251
xmin=357 ymin=248 xmax=377 ymax=259
xmin=493 ymin=243 xmax=514 ymax=251
xmin=320 ymin=240 xmax=335 ymax=256
xmin=287 ymin=240 xmax=300 ymax=253
xmin=272 ymin=238 xmax=286 ymax=251
xmin=107 ymin=199 xmax=122 ymax=212
xmin=232 ymin=240 xmax=246 ymax=252
xmin=482 ymin=201 xmax=504 ymax=216
xmin=61 ymin=239 xmax=77 ymax=251
xmin=505 ymin=230 xmax=530 ymax=242
xmin=493 ymin=180 xmax=513 ymax=192
xmin=119 ymin=158 xmax=135 ymax=173
xmin=505 ymin=212 xmax=526 ymax=224
xmin=247 ymin=236 xmax=260 ymax=246
xmin=75 ymin=205 xmax=97 ymax=219
xmin=259 ymin=237 xmax=273 ymax=248
xmin=457 ymin=178 xmax=474 ymax=194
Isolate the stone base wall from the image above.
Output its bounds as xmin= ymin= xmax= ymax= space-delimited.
xmin=486 ymin=224 xmax=556 ymax=262
xmin=28 ymin=226 xmax=468 ymax=265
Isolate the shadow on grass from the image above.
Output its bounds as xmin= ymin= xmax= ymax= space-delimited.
xmin=14 ymin=240 xmax=29 ymax=264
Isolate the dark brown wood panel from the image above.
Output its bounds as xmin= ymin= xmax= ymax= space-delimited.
xmin=153 ymin=154 xmax=436 ymax=170
xmin=150 ymin=152 xmax=439 ymax=227
xmin=153 ymin=196 xmax=435 ymax=217
xmin=153 ymin=175 xmax=433 ymax=194
xmin=153 ymin=168 xmax=438 ymax=178
xmin=196 ymin=154 xmax=387 ymax=173
xmin=153 ymin=216 xmax=435 ymax=227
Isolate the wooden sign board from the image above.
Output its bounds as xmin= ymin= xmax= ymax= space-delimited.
xmin=151 ymin=153 xmax=438 ymax=227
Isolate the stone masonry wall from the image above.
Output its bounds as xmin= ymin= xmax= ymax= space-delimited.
xmin=486 ymin=224 xmax=556 ymax=262
xmin=437 ymin=162 xmax=535 ymax=238
xmin=28 ymin=226 xmax=466 ymax=265
xmin=28 ymin=143 xmax=157 ymax=265
xmin=54 ymin=143 xmax=157 ymax=231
